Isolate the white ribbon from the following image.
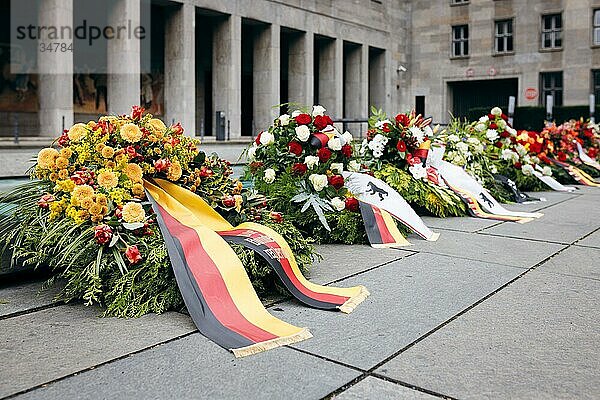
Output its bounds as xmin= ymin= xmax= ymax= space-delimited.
xmin=574 ymin=141 xmax=600 ymax=171
xmin=343 ymin=172 xmax=439 ymax=241
xmin=533 ymin=165 xmax=577 ymax=192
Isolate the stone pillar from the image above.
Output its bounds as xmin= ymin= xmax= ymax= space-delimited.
xmin=38 ymin=0 xmax=73 ymax=136
xmin=343 ymin=43 xmax=364 ymax=134
xmin=213 ymin=15 xmax=241 ymax=139
xmin=107 ymin=0 xmax=141 ymax=115
xmin=318 ymin=38 xmax=343 ymax=119
xmin=288 ymin=31 xmax=313 ymax=107
xmin=164 ymin=3 xmax=195 ymax=136
xmin=253 ymin=24 xmax=280 ymax=132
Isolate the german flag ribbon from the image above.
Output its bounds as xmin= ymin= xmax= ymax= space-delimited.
xmin=574 ymin=141 xmax=600 ymax=172
xmin=436 ymin=160 xmax=543 ymax=223
xmin=144 ymin=179 xmax=369 ymax=356
xmin=548 ymin=158 xmax=600 ymax=187
xmin=359 ymin=202 xmax=411 ymax=248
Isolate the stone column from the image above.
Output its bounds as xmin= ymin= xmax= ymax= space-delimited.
xmin=317 ymin=38 xmax=343 ymax=119
xmin=213 ymin=15 xmax=241 ymax=139
xmin=343 ymin=43 xmax=364 ymax=134
xmin=253 ymin=24 xmax=280 ymax=132
xmin=288 ymin=31 xmax=313 ymax=107
xmin=107 ymin=0 xmax=141 ymax=115
xmin=164 ymin=3 xmax=195 ymax=136
xmin=38 ymin=0 xmax=73 ymax=136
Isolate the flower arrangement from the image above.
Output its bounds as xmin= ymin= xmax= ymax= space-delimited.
xmin=0 ymin=107 xmax=316 ymax=317
xmin=245 ymin=105 xmax=368 ymax=244
xmin=361 ymin=108 xmax=467 ymax=217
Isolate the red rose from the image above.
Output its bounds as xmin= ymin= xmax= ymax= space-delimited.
xmin=222 ymin=196 xmax=236 ymax=208
xmin=169 ymin=137 xmax=181 ymax=147
xmin=131 ymin=105 xmax=145 ymax=120
xmin=270 ymin=211 xmax=284 ymax=223
xmin=94 ymin=225 xmax=113 ymax=245
xmin=170 ymin=122 xmax=184 ymax=135
xmin=328 ymin=175 xmax=345 ymax=190
xmin=584 ymin=129 xmax=594 ymax=138
xmin=154 ymin=158 xmax=171 ymax=172
xmin=199 ymin=166 xmax=214 ymax=177
xmin=288 ymin=141 xmax=303 ymax=156
xmin=70 ymin=171 xmax=86 ymax=185
xmin=37 ymin=194 xmax=55 ymax=209
xmin=395 ymin=113 xmax=410 ymax=126
xmin=295 ymin=113 xmax=312 ymax=125
xmin=317 ymin=147 xmax=332 ymax=162
xmin=115 ymin=206 xmax=123 ymax=219
xmin=345 ymin=197 xmax=359 ymax=212
xmin=527 ymin=131 xmax=538 ymax=139
xmin=255 ymin=131 xmax=263 ymax=145
xmin=292 ymin=162 xmax=308 ymax=175
xmin=313 ymin=115 xmax=333 ymax=130
xmin=341 ymin=144 xmax=353 ymax=158
xmin=125 ymin=245 xmax=142 ymax=264
xmin=557 ymin=152 xmax=567 ymax=162
xmin=382 ymin=123 xmax=391 ymax=133
xmin=494 ymin=141 xmax=504 ymax=148
xmin=396 ymin=140 xmax=407 ymax=152
xmin=406 ymin=153 xmax=422 ymax=166
xmin=514 ymin=162 xmax=522 ymax=169
xmin=57 ymin=133 xmax=70 ymax=147
xmin=125 ymin=145 xmax=138 ymax=159
xmin=488 ymin=113 xmax=495 ymax=119
xmin=588 ymin=148 xmax=599 ymax=158
xmin=501 ymin=113 xmax=509 ymax=121
xmin=489 ymin=122 xmax=498 ymax=130
xmin=530 ymin=142 xmax=542 ymax=154
xmin=500 ymin=131 xmax=510 ymax=138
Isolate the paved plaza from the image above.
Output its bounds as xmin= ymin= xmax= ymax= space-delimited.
xmin=1 ymin=187 xmax=599 ymax=399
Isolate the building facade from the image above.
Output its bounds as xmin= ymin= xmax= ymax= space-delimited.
xmin=408 ymin=0 xmax=600 ymax=122
xmin=2 ymin=0 xmax=600 ymax=140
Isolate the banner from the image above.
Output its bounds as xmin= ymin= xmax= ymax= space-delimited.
xmin=493 ymin=174 xmax=543 ymax=204
xmin=343 ymin=172 xmax=440 ymax=241
xmin=575 ymin=141 xmax=600 ymax=171
xmin=548 ymin=158 xmax=600 ymax=187
xmin=533 ymin=166 xmax=577 ymax=192
xmin=436 ymin=160 xmax=543 ymax=222
xmin=152 ymin=179 xmax=369 ymax=314
xmin=359 ymin=202 xmax=411 ymax=248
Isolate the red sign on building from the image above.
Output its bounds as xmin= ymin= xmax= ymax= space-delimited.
xmin=525 ymin=88 xmax=538 ymax=100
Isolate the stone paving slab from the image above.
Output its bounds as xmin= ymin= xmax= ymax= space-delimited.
xmin=283 ymin=253 xmax=524 ymax=370
xmin=576 ymin=229 xmax=600 ymax=249
xmin=499 ymin=191 xmax=577 ymax=213
xmin=0 ymin=305 xmax=195 ymax=398
xmin=375 ymin=269 xmax=600 ymax=399
xmin=407 ymin=230 xmax=565 ymax=269
xmin=537 ymin=245 xmax=600 ymax=281
xmin=15 ymin=333 xmax=360 ymax=400
xmin=420 ymin=215 xmax=500 ymax=233
xmin=482 ymin=195 xmax=600 ymax=244
xmin=0 ymin=281 xmax=60 ymax=317
xmin=309 ymin=245 xmax=410 ymax=284
xmin=334 ymin=376 xmax=439 ymax=400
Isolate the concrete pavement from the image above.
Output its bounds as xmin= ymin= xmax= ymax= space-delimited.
xmin=0 ymin=188 xmax=599 ymax=399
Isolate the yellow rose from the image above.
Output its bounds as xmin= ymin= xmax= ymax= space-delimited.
xmin=58 ymin=169 xmax=69 ymax=180
xmin=120 ymin=123 xmax=143 ymax=143
xmin=67 ymin=123 xmax=88 ymax=142
xmin=101 ymin=146 xmax=115 ymax=159
xmin=72 ymin=184 xmax=94 ymax=201
xmin=95 ymin=194 xmax=108 ymax=206
xmin=97 ymin=171 xmax=119 ymax=190
xmin=124 ymin=163 xmax=143 ymax=183
xmin=55 ymin=157 xmax=69 ymax=169
xmin=60 ymin=148 xmax=73 ymax=159
xmin=115 ymin=154 xmax=128 ymax=164
xmin=147 ymin=118 xmax=167 ymax=136
xmin=95 ymin=143 xmax=105 ymax=153
xmin=105 ymin=161 xmax=117 ymax=169
xmin=79 ymin=197 xmax=94 ymax=209
xmin=121 ymin=202 xmax=145 ymax=223
xmin=49 ymin=172 xmax=58 ymax=182
xmin=132 ymin=183 xmax=145 ymax=197
xmin=167 ymin=161 xmax=183 ymax=181
xmin=37 ymin=148 xmax=59 ymax=169
xmin=88 ymin=203 xmax=102 ymax=216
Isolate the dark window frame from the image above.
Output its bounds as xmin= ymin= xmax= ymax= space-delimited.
xmin=541 ymin=13 xmax=562 ymax=50
xmin=494 ymin=19 xmax=514 ymax=54
xmin=451 ymin=24 xmax=469 ymax=58
xmin=593 ymin=9 xmax=600 ymax=46
xmin=540 ymin=71 xmax=563 ymax=106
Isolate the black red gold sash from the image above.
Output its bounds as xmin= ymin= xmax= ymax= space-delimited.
xmin=548 ymin=158 xmax=600 ymax=187
xmin=359 ymin=202 xmax=410 ymax=248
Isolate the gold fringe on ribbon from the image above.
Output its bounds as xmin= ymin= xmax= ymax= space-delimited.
xmin=231 ymin=328 xmax=313 ymax=358
xmin=338 ymin=285 xmax=370 ymax=314
xmin=370 ymin=243 xmax=411 ymax=249
xmin=516 ymin=217 xmax=535 ymax=224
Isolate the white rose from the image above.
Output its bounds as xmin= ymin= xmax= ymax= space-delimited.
xmin=375 ymin=119 xmax=391 ymax=129
xmin=501 ymin=149 xmax=519 ymax=163
xmin=497 ymin=119 xmax=507 ymax=129
xmin=491 ymin=107 xmax=502 ymax=116
xmin=409 ymin=164 xmax=428 ymax=180
xmin=259 ymin=131 xmax=274 ymax=145
xmin=456 ymin=142 xmax=469 ymax=153
xmin=278 ymin=114 xmax=291 ymax=126
xmin=448 ymin=134 xmax=460 ymax=143
xmin=522 ymin=155 xmax=531 ymax=164
xmin=486 ymin=129 xmax=499 ymax=141
xmin=342 ymin=131 xmax=353 ymax=144
xmin=409 ymin=126 xmax=425 ymax=144
xmin=475 ymin=123 xmax=486 ymax=132
xmin=506 ymin=126 xmax=517 ymax=136
xmin=453 ymin=154 xmax=466 ymax=166
xmin=515 ymin=144 xmax=527 ymax=157
xmin=263 ymin=168 xmax=276 ymax=183
xmin=467 ymin=137 xmax=480 ymax=145
xmin=328 ymin=137 xmax=342 ymax=151
xmin=479 ymin=115 xmax=489 ymax=123
xmin=291 ymin=110 xmax=302 ymax=117
xmin=348 ymin=160 xmax=361 ymax=172
xmin=309 ymin=174 xmax=328 ymax=192
xmin=330 ymin=163 xmax=344 ymax=174
xmin=330 ymin=197 xmax=345 ymax=211
xmin=247 ymin=145 xmax=257 ymax=161
xmin=312 ymin=105 xmax=326 ymax=117
xmin=522 ymin=164 xmax=535 ymax=176
xmin=474 ymin=143 xmax=484 ymax=154
xmin=304 ymin=155 xmax=320 ymax=169
xmin=542 ymin=166 xmax=553 ymax=176
xmin=295 ymin=125 xmax=311 ymax=142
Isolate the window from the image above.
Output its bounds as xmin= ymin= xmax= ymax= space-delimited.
xmin=451 ymin=0 xmax=469 ymax=4
xmin=593 ymin=70 xmax=600 ymax=103
xmin=541 ymin=13 xmax=562 ymax=49
xmin=495 ymin=19 xmax=514 ymax=53
xmin=540 ymin=72 xmax=563 ymax=106
xmin=452 ymin=25 xmax=469 ymax=57
xmin=593 ymin=10 xmax=600 ymax=45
